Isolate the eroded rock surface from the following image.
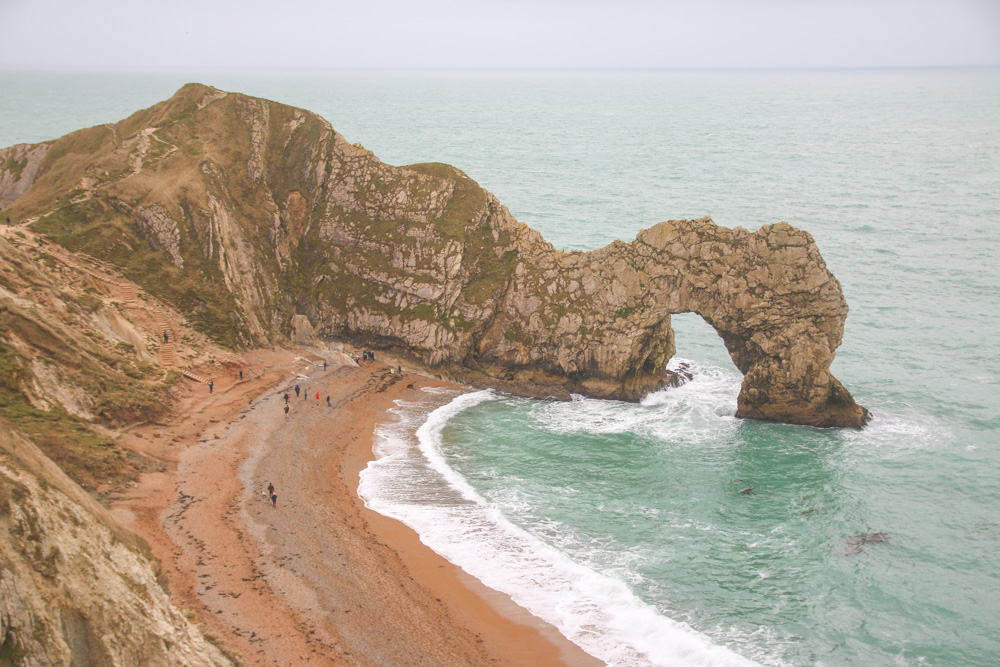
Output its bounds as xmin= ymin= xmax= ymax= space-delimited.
xmin=0 ymin=428 xmax=234 ymax=667
xmin=1 ymin=83 xmax=868 ymax=427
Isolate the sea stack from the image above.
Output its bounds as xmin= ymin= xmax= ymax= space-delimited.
xmin=0 ymin=83 xmax=868 ymax=428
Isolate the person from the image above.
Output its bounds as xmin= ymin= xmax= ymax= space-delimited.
xmin=326 ymin=395 xmax=331 ymax=407
xmin=315 ymin=391 xmax=319 ymax=400
xmin=208 ymin=379 xmax=214 ymax=394
xmin=398 ymin=365 xmax=403 ymax=377
xmin=323 ymin=361 xmax=327 ymax=371
xmin=283 ymin=405 xmax=289 ymax=415
xmin=163 ymin=330 xmax=168 ymax=343
xmin=239 ymin=369 xmax=243 ymax=380
xmin=270 ymin=493 xmax=277 ymax=507
xmin=390 ymin=367 xmax=395 ymax=376
xmin=283 ymin=392 xmax=289 ymax=404
xmin=294 ymin=385 xmax=300 ymax=397
xmin=5 ymin=216 xmax=10 ymax=227
xmin=371 ymin=350 xmax=376 ymax=361
xmin=268 ymin=482 xmax=274 ymax=496
xmin=363 ymin=351 xmax=368 ymax=362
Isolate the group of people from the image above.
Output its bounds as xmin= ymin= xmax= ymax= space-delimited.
xmin=280 ymin=351 xmax=405 ymax=416
xmin=283 ymin=383 xmax=331 ymax=414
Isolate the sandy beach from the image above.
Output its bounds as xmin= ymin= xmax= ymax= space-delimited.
xmin=110 ymin=349 xmax=601 ymax=666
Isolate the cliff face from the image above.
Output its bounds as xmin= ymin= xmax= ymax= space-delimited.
xmin=0 ymin=426 xmax=234 ymax=666
xmin=0 ymin=83 xmax=867 ymax=428
xmin=0 ymin=224 xmax=240 ymax=665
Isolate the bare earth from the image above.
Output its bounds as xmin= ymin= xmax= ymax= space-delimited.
xmin=110 ymin=350 xmax=601 ymax=666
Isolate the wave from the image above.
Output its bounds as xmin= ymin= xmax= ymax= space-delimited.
xmin=359 ymin=386 xmax=760 ymax=667
xmin=525 ymin=358 xmax=743 ymax=448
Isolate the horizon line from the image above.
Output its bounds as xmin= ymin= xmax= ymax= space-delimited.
xmin=2 ymin=64 xmax=1000 ymax=74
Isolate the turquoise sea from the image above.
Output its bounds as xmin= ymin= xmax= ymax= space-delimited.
xmin=3 ymin=68 xmax=999 ymax=666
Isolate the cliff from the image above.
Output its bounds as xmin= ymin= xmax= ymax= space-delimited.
xmin=0 ymin=425 xmax=235 ymax=666
xmin=0 ymin=222 xmax=244 ymax=665
xmin=0 ymin=83 xmax=867 ymax=428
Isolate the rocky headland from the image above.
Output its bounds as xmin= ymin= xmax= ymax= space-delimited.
xmin=0 ymin=83 xmax=867 ymax=429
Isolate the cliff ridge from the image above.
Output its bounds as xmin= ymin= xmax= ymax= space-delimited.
xmin=1 ymin=83 xmax=867 ymax=428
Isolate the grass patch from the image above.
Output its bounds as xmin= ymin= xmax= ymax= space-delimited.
xmin=407 ymin=163 xmax=487 ymax=239
xmin=0 ymin=343 xmax=138 ymax=492
xmin=4 ymin=155 xmax=28 ymax=180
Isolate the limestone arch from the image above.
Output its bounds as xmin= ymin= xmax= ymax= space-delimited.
xmin=480 ymin=217 xmax=869 ymax=428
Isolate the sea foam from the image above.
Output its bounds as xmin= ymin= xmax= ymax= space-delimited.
xmin=359 ymin=385 xmax=760 ymax=667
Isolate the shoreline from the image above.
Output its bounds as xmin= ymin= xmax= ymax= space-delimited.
xmin=111 ymin=350 xmax=601 ymax=666
xmin=343 ymin=379 xmax=602 ymax=667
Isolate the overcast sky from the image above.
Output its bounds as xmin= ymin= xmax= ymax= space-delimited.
xmin=0 ymin=0 xmax=998 ymax=70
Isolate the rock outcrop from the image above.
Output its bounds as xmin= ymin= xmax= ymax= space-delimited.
xmin=0 ymin=83 xmax=868 ymax=428
xmin=0 ymin=425 xmax=234 ymax=666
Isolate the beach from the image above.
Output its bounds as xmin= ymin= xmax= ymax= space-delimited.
xmin=109 ymin=349 xmax=600 ymax=666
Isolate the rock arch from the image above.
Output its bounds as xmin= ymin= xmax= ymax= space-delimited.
xmin=471 ymin=217 xmax=869 ymax=428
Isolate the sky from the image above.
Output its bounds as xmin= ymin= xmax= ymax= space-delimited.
xmin=0 ymin=0 xmax=998 ymax=70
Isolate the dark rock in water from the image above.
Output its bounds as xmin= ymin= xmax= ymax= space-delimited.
xmin=739 ymin=487 xmax=755 ymax=495
xmin=663 ymin=362 xmax=694 ymax=388
xmin=848 ymin=532 xmax=889 ymax=544
xmin=843 ymin=531 xmax=890 ymax=555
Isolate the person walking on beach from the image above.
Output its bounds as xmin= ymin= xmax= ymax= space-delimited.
xmin=295 ymin=385 xmax=300 ymax=397
xmin=284 ymin=405 xmax=289 ymax=415
xmin=284 ymin=392 xmax=289 ymax=404
xmin=270 ymin=493 xmax=277 ymax=507
xmin=208 ymin=379 xmax=214 ymax=394
xmin=268 ymin=482 xmax=274 ymax=497
xmin=316 ymin=391 xmax=319 ymax=400
xmin=163 ymin=330 xmax=168 ymax=343
xmin=326 ymin=394 xmax=331 ymax=407
xmin=323 ymin=361 xmax=327 ymax=371
xmin=239 ymin=369 xmax=243 ymax=380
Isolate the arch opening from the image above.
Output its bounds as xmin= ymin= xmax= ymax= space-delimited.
xmin=669 ymin=312 xmax=735 ymax=372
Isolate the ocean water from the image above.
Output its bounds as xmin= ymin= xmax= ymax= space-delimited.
xmin=3 ymin=68 xmax=999 ymax=666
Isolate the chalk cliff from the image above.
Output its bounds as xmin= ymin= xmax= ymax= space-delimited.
xmin=0 ymin=83 xmax=868 ymax=428
xmin=0 ymin=425 xmax=234 ymax=666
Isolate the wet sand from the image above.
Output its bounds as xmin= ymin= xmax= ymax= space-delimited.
xmin=111 ymin=350 xmax=601 ymax=666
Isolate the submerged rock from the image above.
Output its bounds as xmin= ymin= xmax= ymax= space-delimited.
xmin=843 ymin=531 xmax=890 ymax=555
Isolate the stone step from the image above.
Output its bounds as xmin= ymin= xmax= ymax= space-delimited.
xmin=159 ymin=342 xmax=177 ymax=367
xmin=118 ymin=282 xmax=139 ymax=302
xmin=180 ymin=369 xmax=207 ymax=383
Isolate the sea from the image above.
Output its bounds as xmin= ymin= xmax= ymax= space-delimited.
xmin=2 ymin=68 xmax=998 ymax=666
